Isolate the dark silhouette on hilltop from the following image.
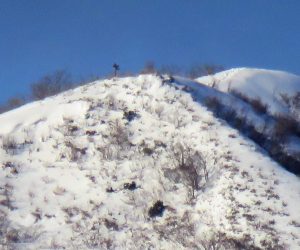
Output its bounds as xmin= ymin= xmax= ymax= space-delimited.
xmin=113 ymin=63 xmax=120 ymax=77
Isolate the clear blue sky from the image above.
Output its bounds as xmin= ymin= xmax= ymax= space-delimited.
xmin=1 ymin=0 xmax=300 ymax=103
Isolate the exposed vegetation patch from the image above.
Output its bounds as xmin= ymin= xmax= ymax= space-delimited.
xmin=204 ymin=95 xmax=300 ymax=175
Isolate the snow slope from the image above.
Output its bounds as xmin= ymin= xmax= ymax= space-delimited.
xmin=196 ymin=68 xmax=300 ymax=172
xmin=197 ymin=68 xmax=300 ymax=116
xmin=0 ymin=75 xmax=300 ymax=249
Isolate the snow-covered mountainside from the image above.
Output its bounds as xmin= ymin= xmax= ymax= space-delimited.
xmin=197 ymin=68 xmax=300 ymax=118
xmin=0 ymin=74 xmax=300 ymax=249
xmin=196 ymin=68 xmax=300 ymax=175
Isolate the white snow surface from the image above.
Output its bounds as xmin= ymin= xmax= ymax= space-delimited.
xmin=197 ymin=68 xmax=300 ymax=115
xmin=0 ymin=74 xmax=299 ymax=249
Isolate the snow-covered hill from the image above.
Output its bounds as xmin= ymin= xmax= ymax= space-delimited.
xmin=197 ymin=68 xmax=300 ymax=118
xmin=0 ymin=74 xmax=300 ymax=249
xmin=196 ymin=68 xmax=300 ymax=175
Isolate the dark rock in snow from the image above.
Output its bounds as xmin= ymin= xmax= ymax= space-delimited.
xmin=148 ymin=200 xmax=165 ymax=218
xmin=124 ymin=181 xmax=137 ymax=191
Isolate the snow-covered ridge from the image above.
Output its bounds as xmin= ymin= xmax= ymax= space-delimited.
xmin=0 ymin=74 xmax=300 ymax=249
xmin=197 ymin=67 xmax=300 ymax=116
xmin=195 ymin=68 xmax=300 ymax=174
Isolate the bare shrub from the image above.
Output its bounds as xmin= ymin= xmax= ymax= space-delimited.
xmin=119 ymin=71 xmax=135 ymax=77
xmin=0 ymin=212 xmax=10 ymax=246
xmin=205 ymin=97 xmax=247 ymax=132
xmin=141 ymin=61 xmax=156 ymax=74
xmin=97 ymin=119 xmax=130 ymax=160
xmin=187 ymin=64 xmax=224 ymax=79
xmin=0 ymin=184 xmax=15 ymax=210
xmin=158 ymin=64 xmax=182 ymax=76
xmin=78 ymin=74 xmax=101 ymax=85
xmin=273 ymin=114 xmax=299 ymax=139
xmin=153 ymin=212 xmax=197 ymax=248
xmin=199 ymin=231 xmax=261 ymax=250
xmin=62 ymin=118 xmax=81 ymax=136
xmin=0 ymin=104 xmax=6 ymax=114
xmin=249 ymin=98 xmax=268 ymax=114
xmin=7 ymin=96 xmax=26 ymax=109
xmin=0 ymin=95 xmax=26 ymax=114
xmin=222 ymin=109 xmax=238 ymax=122
xmin=290 ymin=92 xmax=300 ymax=114
xmin=103 ymin=218 xmax=119 ymax=231
xmin=103 ymin=94 xmax=121 ymax=110
xmin=3 ymin=162 xmax=19 ymax=175
xmin=280 ymin=92 xmax=300 ymax=121
xmin=109 ymin=119 xmax=129 ymax=148
xmin=62 ymin=207 xmax=81 ymax=218
xmin=65 ymin=141 xmax=87 ymax=162
xmin=75 ymin=219 xmax=115 ymax=249
xmin=31 ymin=70 xmax=72 ymax=100
xmin=230 ymin=89 xmax=249 ymax=103
xmin=97 ymin=144 xmax=114 ymax=160
xmin=168 ymin=142 xmax=208 ymax=199
xmin=231 ymin=90 xmax=268 ymax=114
xmin=204 ymin=96 xmax=223 ymax=116
xmin=0 ymin=96 xmax=27 ymax=114
xmin=0 ymin=212 xmax=41 ymax=247
xmin=2 ymin=136 xmax=18 ymax=155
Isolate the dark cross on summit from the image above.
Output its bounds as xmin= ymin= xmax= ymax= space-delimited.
xmin=113 ymin=63 xmax=120 ymax=77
